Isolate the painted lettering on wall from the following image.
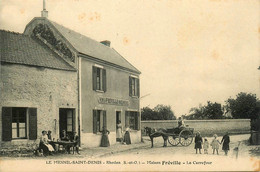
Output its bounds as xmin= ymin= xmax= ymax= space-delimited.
xmin=98 ymin=97 xmax=129 ymax=106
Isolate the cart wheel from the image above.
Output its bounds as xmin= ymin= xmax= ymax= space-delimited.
xmin=168 ymin=136 xmax=179 ymax=146
xmin=179 ymin=130 xmax=193 ymax=146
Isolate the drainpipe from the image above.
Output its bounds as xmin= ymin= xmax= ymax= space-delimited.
xmin=77 ymin=56 xmax=82 ymax=146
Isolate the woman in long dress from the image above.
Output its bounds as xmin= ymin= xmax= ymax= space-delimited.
xmin=116 ymin=120 xmax=123 ymax=143
xmin=40 ymin=130 xmax=55 ymax=155
xmin=123 ymin=126 xmax=131 ymax=145
xmin=221 ymin=132 xmax=230 ymax=155
xmin=100 ymin=127 xmax=110 ymax=147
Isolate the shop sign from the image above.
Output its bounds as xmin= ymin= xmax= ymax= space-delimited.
xmin=98 ymin=97 xmax=129 ymax=106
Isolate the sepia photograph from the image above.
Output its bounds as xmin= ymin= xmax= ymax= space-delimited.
xmin=0 ymin=0 xmax=259 ymax=171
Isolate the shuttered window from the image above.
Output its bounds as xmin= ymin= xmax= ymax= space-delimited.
xmin=92 ymin=66 xmax=106 ymax=92
xmin=125 ymin=111 xmax=140 ymax=130
xmin=93 ymin=110 xmax=107 ymax=134
xmin=2 ymin=107 xmax=12 ymax=141
xmin=12 ymin=108 xmax=27 ymax=139
xmin=129 ymin=76 xmax=140 ymax=97
xmin=2 ymin=107 xmax=37 ymax=141
xmin=28 ymin=108 xmax=37 ymax=140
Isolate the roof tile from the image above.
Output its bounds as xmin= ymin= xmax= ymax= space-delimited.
xmin=48 ymin=20 xmax=140 ymax=73
xmin=0 ymin=30 xmax=76 ymax=71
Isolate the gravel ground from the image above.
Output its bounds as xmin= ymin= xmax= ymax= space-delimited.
xmin=0 ymin=134 xmax=259 ymax=171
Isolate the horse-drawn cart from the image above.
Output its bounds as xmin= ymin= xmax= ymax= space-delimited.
xmin=166 ymin=127 xmax=194 ymax=146
xmin=145 ymin=126 xmax=194 ymax=147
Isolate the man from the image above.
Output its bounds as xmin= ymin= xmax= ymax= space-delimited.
xmin=72 ymin=131 xmax=80 ymax=154
xmin=177 ymin=117 xmax=185 ymax=128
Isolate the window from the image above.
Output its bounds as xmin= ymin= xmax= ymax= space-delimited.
xmin=129 ymin=76 xmax=139 ymax=97
xmin=93 ymin=110 xmax=107 ymax=134
xmin=67 ymin=110 xmax=73 ymax=132
xmin=93 ymin=66 xmax=106 ymax=92
xmin=2 ymin=107 xmax=37 ymax=141
xmin=125 ymin=111 xmax=140 ymax=130
xmin=12 ymin=108 xmax=27 ymax=139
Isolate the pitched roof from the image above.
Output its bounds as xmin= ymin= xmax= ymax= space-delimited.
xmin=48 ymin=20 xmax=140 ymax=74
xmin=0 ymin=30 xmax=76 ymax=71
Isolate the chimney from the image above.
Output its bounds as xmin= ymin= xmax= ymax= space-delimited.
xmin=41 ymin=0 xmax=48 ymax=18
xmin=100 ymin=40 xmax=111 ymax=47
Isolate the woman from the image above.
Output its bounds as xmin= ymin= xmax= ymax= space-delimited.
xmin=221 ymin=132 xmax=230 ymax=156
xmin=40 ymin=130 xmax=55 ymax=156
xmin=100 ymin=127 xmax=110 ymax=147
xmin=194 ymin=132 xmax=203 ymax=154
xmin=123 ymin=126 xmax=131 ymax=145
xmin=116 ymin=120 xmax=123 ymax=143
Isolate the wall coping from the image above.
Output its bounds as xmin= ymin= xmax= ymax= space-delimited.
xmin=141 ymin=119 xmax=250 ymax=123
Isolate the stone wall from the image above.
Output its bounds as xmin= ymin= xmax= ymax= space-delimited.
xmin=0 ymin=63 xmax=78 ymax=146
xmin=141 ymin=119 xmax=250 ymax=136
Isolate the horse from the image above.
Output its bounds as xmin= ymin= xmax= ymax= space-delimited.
xmin=144 ymin=127 xmax=169 ymax=148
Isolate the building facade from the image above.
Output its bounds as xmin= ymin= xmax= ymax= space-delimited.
xmin=1 ymin=14 xmax=141 ymax=148
xmin=0 ymin=30 xmax=78 ymax=147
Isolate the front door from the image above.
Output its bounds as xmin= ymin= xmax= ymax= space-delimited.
xmin=116 ymin=111 xmax=121 ymax=142
xmin=59 ymin=108 xmax=75 ymax=139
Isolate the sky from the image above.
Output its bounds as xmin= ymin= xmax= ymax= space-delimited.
xmin=0 ymin=0 xmax=259 ymax=117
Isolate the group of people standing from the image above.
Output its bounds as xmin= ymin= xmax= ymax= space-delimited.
xmin=116 ymin=120 xmax=131 ymax=145
xmin=99 ymin=120 xmax=131 ymax=147
xmin=194 ymin=132 xmax=230 ymax=155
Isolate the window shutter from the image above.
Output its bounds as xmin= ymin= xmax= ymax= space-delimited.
xmin=72 ymin=110 xmax=75 ymax=132
xmin=137 ymin=112 xmax=140 ymax=130
xmin=29 ymin=108 xmax=37 ymax=140
xmin=2 ymin=107 xmax=12 ymax=141
xmin=125 ymin=111 xmax=129 ymax=127
xmin=93 ymin=110 xmax=97 ymax=134
xmin=92 ymin=66 xmax=97 ymax=90
xmin=129 ymin=77 xmax=132 ymax=96
xmin=102 ymin=69 xmax=107 ymax=92
xmin=103 ymin=111 xmax=107 ymax=129
xmin=137 ymin=78 xmax=140 ymax=98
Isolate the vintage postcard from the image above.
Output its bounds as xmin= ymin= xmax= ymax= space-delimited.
xmin=0 ymin=0 xmax=259 ymax=171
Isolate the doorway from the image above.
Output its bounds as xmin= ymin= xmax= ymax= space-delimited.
xmin=116 ymin=111 xmax=121 ymax=142
xmin=59 ymin=108 xmax=75 ymax=139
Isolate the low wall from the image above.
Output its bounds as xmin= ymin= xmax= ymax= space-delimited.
xmin=141 ymin=119 xmax=250 ymax=136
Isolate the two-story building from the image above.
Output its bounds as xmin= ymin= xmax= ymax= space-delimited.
xmin=1 ymin=9 xmax=141 ymax=148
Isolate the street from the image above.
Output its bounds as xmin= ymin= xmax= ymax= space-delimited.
xmin=99 ymin=134 xmax=259 ymax=171
xmin=0 ymin=134 xmax=259 ymax=171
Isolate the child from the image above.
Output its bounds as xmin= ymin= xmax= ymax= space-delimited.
xmin=203 ymin=138 xmax=209 ymax=154
xmin=211 ymin=134 xmax=221 ymax=155
xmin=194 ymin=132 xmax=203 ymax=154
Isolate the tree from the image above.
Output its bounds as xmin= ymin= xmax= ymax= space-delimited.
xmin=141 ymin=104 xmax=176 ymax=120
xmin=141 ymin=106 xmax=156 ymax=120
xmin=226 ymin=92 xmax=259 ymax=119
xmin=204 ymin=101 xmax=224 ymax=119
xmin=154 ymin=104 xmax=176 ymax=120
xmin=185 ymin=101 xmax=224 ymax=120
